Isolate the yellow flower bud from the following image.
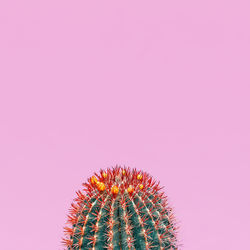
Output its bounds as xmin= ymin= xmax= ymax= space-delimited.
xmin=111 ymin=185 xmax=119 ymax=195
xmin=127 ymin=185 xmax=134 ymax=194
xmin=137 ymin=174 xmax=142 ymax=180
xmin=90 ymin=176 xmax=97 ymax=185
xmin=97 ymin=182 xmax=105 ymax=191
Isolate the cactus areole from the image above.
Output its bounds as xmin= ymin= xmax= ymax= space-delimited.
xmin=63 ymin=166 xmax=178 ymax=249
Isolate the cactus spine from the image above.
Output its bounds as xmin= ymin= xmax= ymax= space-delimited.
xmin=63 ymin=166 xmax=178 ymax=249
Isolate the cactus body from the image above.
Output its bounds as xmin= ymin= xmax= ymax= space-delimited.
xmin=63 ymin=166 xmax=178 ymax=249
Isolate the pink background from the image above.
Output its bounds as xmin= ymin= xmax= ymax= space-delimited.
xmin=0 ymin=1 xmax=249 ymax=249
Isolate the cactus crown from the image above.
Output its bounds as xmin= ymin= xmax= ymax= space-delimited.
xmin=63 ymin=166 xmax=178 ymax=249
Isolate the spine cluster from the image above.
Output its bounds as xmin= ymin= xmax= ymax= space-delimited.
xmin=63 ymin=166 xmax=178 ymax=249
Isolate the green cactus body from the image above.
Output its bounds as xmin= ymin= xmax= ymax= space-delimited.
xmin=63 ymin=166 xmax=178 ymax=249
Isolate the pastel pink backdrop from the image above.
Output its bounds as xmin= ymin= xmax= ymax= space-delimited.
xmin=0 ymin=1 xmax=249 ymax=249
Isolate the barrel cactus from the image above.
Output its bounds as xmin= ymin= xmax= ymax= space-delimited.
xmin=62 ymin=166 xmax=178 ymax=249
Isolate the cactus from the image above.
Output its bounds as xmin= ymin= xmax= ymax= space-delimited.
xmin=63 ymin=166 xmax=178 ymax=249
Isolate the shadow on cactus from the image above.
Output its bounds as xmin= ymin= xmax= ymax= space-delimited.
xmin=63 ymin=166 xmax=179 ymax=249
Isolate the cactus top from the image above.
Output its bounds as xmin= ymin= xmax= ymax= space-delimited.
xmin=63 ymin=166 xmax=178 ymax=249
